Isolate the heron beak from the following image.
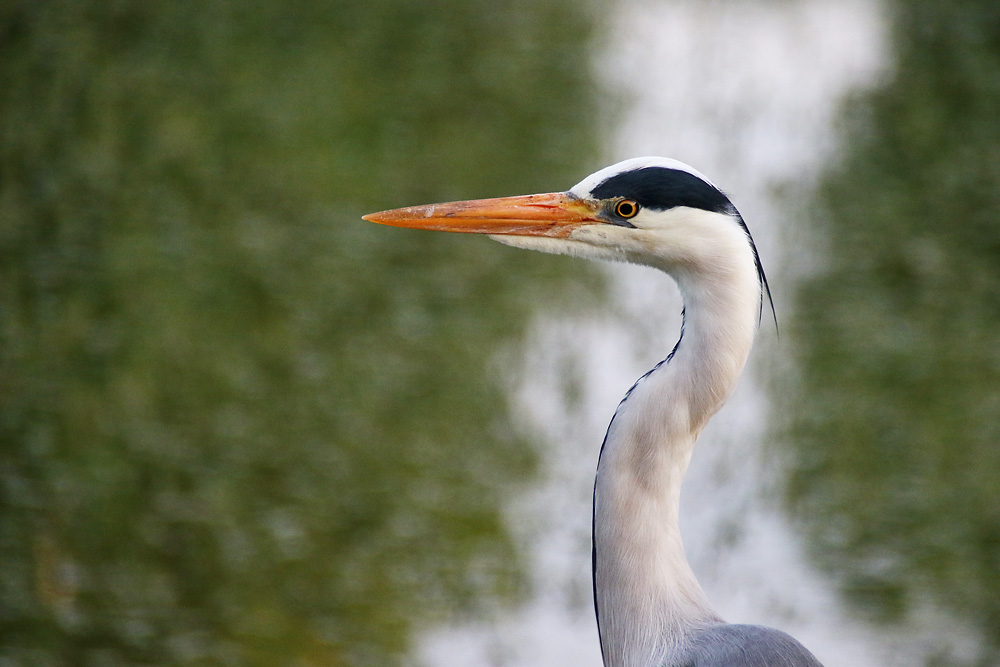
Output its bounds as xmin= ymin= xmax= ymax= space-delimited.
xmin=363 ymin=192 xmax=601 ymax=238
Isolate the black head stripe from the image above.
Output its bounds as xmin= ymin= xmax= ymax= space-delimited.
xmin=591 ymin=165 xmax=778 ymax=330
xmin=590 ymin=166 xmax=732 ymax=214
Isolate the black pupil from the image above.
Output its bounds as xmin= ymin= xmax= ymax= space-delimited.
xmin=618 ymin=201 xmax=636 ymax=217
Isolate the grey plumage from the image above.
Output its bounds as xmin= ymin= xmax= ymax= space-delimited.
xmin=675 ymin=624 xmax=824 ymax=667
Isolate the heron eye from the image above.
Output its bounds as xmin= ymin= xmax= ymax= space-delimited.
xmin=615 ymin=199 xmax=640 ymax=219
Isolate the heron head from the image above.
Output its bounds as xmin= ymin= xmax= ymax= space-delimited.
xmin=364 ymin=157 xmax=771 ymax=311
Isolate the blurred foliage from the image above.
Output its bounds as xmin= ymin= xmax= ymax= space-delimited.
xmin=781 ymin=0 xmax=1000 ymax=663
xmin=0 ymin=0 xmax=604 ymax=664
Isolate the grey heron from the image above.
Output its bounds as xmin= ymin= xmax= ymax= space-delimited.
xmin=364 ymin=157 xmax=824 ymax=667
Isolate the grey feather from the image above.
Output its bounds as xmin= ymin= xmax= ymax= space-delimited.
xmin=674 ymin=624 xmax=824 ymax=666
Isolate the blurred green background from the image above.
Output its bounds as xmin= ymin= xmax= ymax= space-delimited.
xmin=2 ymin=0 xmax=999 ymax=666
xmin=0 ymin=1 xmax=601 ymax=664
xmin=781 ymin=1 xmax=1000 ymax=663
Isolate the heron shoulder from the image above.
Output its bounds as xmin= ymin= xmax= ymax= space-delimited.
xmin=673 ymin=623 xmax=824 ymax=667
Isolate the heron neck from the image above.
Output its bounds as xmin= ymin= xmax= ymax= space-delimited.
xmin=593 ymin=267 xmax=759 ymax=667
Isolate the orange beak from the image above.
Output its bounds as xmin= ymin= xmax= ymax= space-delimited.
xmin=363 ymin=192 xmax=602 ymax=238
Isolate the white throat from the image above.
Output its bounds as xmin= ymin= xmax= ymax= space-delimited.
xmin=592 ymin=222 xmax=761 ymax=667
